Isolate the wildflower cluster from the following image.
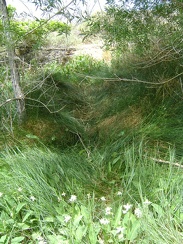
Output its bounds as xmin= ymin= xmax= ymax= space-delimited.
xmin=0 ymin=184 xmax=153 ymax=243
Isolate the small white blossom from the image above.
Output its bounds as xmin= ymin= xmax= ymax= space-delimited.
xmin=87 ymin=193 xmax=91 ymax=199
xmin=117 ymin=191 xmax=123 ymax=196
xmin=98 ymin=238 xmax=105 ymax=244
xmin=143 ymin=199 xmax=152 ymax=205
xmin=123 ymin=203 xmax=132 ymax=214
xmin=0 ymin=192 xmax=3 ymax=197
xmin=38 ymin=241 xmax=47 ymax=244
xmin=116 ymin=226 xmax=125 ymax=234
xmin=61 ymin=192 xmax=66 ymax=196
xmin=105 ymin=206 xmax=112 ymax=215
xmin=64 ymin=215 xmax=72 ymax=223
xmin=69 ymin=195 xmax=77 ymax=202
xmin=100 ymin=196 xmax=106 ymax=201
xmin=37 ymin=236 xmax=44 ymax=241
xmin=30 ymin=196 xmax=36 ymax=201
xmin=134 ymin=208 xmax=142 ymax=218
xmin=18 ymin=187 xmax=22 ymax=192
xmin=37 ymin=236 xmax=47 ymax=244
xmin=99 ymin=218 xmax=110 ymax=225
xmin=116 ymin=226 xmax=125 ymax=241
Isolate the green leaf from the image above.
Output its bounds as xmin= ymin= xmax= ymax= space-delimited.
xmin=81 ymin=205 xmax=90 ymax=223
xmin=17 ymin=223 xmax=30 ymax=230
xmin=44 ymin=216 xmax=55 ymax=222
xmin=73 ymin=214 xmax=83 ymax=227
xmin=112 ymin=156 xmax=121 ymax=165
xmin=88 ymin=225 xmax=98 ymax=243
xmin=75 ymin=225 xmax=87 ymax=242
xmin=47 ymin=235 xmax=67 ymax=243
xmin=56 ymin=215 xmax=63 ymax=223
xmin=15 ymin=202 xmax=26 ymax=214
xmin=127 ymin=219 xmax=140 ymax=241
xmin=113 ymin=205 xmax=122 ymax=227
xmin=22 ymin=210 xmax=33 ymax=222
xmin=11 ymin=236 xmax=25 ymax=243
xmin=152 ymin=203 xmax=164 ymax=217
xmin=122 ymin=211 xmax=131 ymax=227
xmin=0 ymin=235 xmax=7 ymax=243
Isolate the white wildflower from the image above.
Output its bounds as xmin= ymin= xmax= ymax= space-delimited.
xmin=38 ymin=241 xmax=47 ymax=244
xmin=115 ymin=226 xmax=125 ymax=241
xmin=99 ymin=218 xmax=110 ymax=225
xmin=134 ymin=208 xmax=142 ymax=218
xmin=143 ymin=199 xmax=152 ymax=205
xmin=18 ymin=187 xmax=22 ymax=192
xmin=30 ymin=196 xmax=36 ymax=201
xmin=64 ymin=215 xmax=72 ymax=223
xmin=116 ymin=226 xmax=125 ymax=234
xmin=100 ymin=196 xmax=106 ymax=201
xmin=37 ymin=236 xmax=44 ymax=241
xmin=117 ymin=191 xmax=123 ymax=196
xmin=61 ymin=192 xmax=66 ymax=196
xmin=87 ymin=193 xmax=91 ymax=199
xmin=105 ymin=206 xmax=112 ymax=215
xmin=37 ymin=236 xmax=47 ymax=244
xmin=69 ymin=195 xmax=77 ymax=202
xmin=98 ymin=237 xmax=105 ymax=244
xmin=123 ymin=203 xmax=132 ymax=214
xmin=0 ymin=192 xmax=3 ymax=197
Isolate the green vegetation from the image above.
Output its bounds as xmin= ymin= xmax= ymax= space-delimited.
xmin=0 ymin=1 xmax=183 ymax=243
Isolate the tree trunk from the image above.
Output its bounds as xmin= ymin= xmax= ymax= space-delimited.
xmin=0 ymin=0 xmax=25 ymax=124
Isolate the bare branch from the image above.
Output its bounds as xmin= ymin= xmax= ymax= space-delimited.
xmin=25 ymin=97 xmax=66 ymax=114
xmin=75 ymin=72 xmax=183 ymax=86
xmin=0 ymin=97 xmax=66 ymax=114
xmin=150 ymin=157 xmax=183 ymax=169
xmin=0 ymin=97 xmax=23 ymax=107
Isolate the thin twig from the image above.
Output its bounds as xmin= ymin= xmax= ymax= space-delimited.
xmin=25 ymin=97 xmax=66 ymax=114
xmin=75 ymin=72 xmax=183 ymax=85
xmin=150 ymin=157 xmax=183 ymax=169
xmin=0 ymin=97 xmax=66 ymax=114
xmin=76 ymin=132 xmax=91 ymax=158
xmin=0 ymin=97 xmax=24 ymax=107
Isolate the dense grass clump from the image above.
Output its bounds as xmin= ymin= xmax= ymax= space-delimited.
xmin=0 ymin=144 xmax=183 ymax=243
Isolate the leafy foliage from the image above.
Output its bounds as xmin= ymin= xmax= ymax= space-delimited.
xmin=85 ymin=1 xmax=183 ymax=53
xmin=0 ymin=6 xmax=71 ymax=56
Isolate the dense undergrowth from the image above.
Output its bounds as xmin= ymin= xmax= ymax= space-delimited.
xmin=0 ymin=35 xmax=183 ymax=243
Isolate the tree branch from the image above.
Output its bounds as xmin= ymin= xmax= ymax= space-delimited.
xmin=0 ymin=97 xmax=66 ymax=114
xmin=75 ymin=72 xmax=183 ymax=86
xmin=150 ymin=157 xmax=183 ymax=169
xmin=14 ymin=0 xmax=75 ymax=45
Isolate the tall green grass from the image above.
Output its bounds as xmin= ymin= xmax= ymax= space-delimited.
xmin=0 ymin=144 xmax=183 ymax=243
